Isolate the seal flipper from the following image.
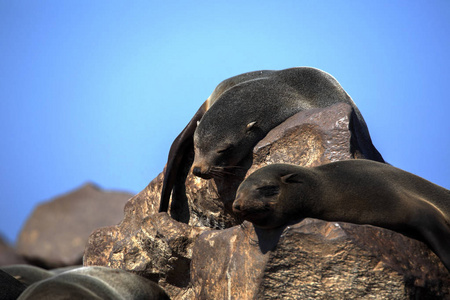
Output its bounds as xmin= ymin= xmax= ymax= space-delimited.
xmin=349 ymin=108 xmax=385 ymax=163
xmin=417 ymin=211 xmax=450 ymax=271
xmin=159 ymin=101 xmax=208 ymax=219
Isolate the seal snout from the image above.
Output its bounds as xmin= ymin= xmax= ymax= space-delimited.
xmin=192 ymin=166 xmax=212 ymax=179
xmin=232 ymin=198 xmax=242 ymax=213
xmin=232 ymin=198 xmax=252 ymax=219
xmin=232 ymin=195 xmax=251 ymax=217
xmin=192 ymin=166 xmax=203 ymax=177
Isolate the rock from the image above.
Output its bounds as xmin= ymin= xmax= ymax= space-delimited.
xmin=191 ymin=219 xmax=450 ymax=299
xmin=17 ymin=183 xmax=133 ymax=268
xmin=86 ymin=103 xmax=441 ymax=299
xmin=84 ymin=102 xmax=450 ymax=298
xmin=84 ymin=212 xmax=210 ymax=297
xmin=0 ymin=235 xmax=26 ymax=266
xmin=251 ymin=102 xmax=364 ymax=168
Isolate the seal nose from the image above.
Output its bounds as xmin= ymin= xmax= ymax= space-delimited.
xmin=193 ymin=167 xmax=202 ymax=177
xmin=192 ymin=165 xmax=213 ymax=179
xmin=232 ymin=200 xmax=241 ymax=213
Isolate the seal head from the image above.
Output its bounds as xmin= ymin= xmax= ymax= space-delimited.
xmin=191 ymin=76 xmax=313 ymax=179
xmin=233 ymin=164 xmax=320 ymax=229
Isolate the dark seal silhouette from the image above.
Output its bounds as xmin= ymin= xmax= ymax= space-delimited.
xmin=232 ymin=160 xmax=450 ymax=271
xmin=0 ymin=269 xmax=27 ymax=300
xmin=160 ymin=67 xmax=385 ymax=221
xmin=9 ymin=266 xmax=169 ymax=300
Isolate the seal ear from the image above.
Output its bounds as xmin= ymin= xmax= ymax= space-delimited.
xmin=281 ymin=173 xmax=304 ymax=184
xmin=246 ymin=121 xmax=257 ymax=131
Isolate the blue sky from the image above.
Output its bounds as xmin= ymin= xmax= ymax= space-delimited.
xmin=1 ymin=1 xmax=449 ymax=243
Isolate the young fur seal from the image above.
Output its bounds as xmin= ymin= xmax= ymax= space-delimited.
xmin=160 ymin=67 xmax=385 ymax=220
xmin=232 ymin=160 xmax=450 ymax=271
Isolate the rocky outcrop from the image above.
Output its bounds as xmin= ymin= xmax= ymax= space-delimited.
xmin=84 ymin=103 xmax=450 ymax=299
xmin=85 ymin=212 xmax=209 ymax=298
xmin=17 ymin=183 xmax=133 ymax=268
xmin=191 ymin=219 xmax=450 ymax=299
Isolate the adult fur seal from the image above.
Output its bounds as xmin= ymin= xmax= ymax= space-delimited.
xmin=232 ymin=160 xmax=450 ymax=271
xmin=160 ymin=67 xmax=385 ymax=221
xmin=159 ymin=70 xmax=273 ymax=215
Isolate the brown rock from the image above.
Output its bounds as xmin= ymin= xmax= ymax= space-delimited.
xmin=84 ymin=212 xmax=210 ymax=297
xmin=190 ymin=223 xmax=270 ymax=299
xmin=85 ymin=103 xmax=431 ymax=299
xmin=252 ymin=102 xmax=359 ymax=169
xmin=84 ymin=103 xmax=450 ymax=298
xmin=191 ymin=219 xmax=450 ymax=299
xmin=17 ymin=183 xmax=133 ymax=268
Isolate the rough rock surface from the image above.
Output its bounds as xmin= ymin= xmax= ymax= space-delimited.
xmin=85 ymin=212 xmax=209 ymax=298
xmin=17 ymin=183 xmax=133 ymax=268
xmin=84 ymin=103 xmax=450 ymax=299
xmin=191 ymin=219 xmax=450 ymax=299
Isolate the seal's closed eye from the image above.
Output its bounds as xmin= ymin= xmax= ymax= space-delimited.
xmin=217 ymin=145 xmax=234 ymax=154
xmin=257 ymin=185 xmax=280 ymax=197
xmin=281 ymin=173 xmax=304 ymax=184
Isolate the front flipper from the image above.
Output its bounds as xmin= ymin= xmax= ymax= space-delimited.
xmin=418 ymin=212 xmax=450 ymax=272
xmin=349 ymin=108 xmax=385 ymax=163
xmin=159 ymin=101 xmax=208 ymax=221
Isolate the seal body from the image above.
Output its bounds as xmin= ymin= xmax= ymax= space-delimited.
xmin=6 ymin=266 xmax=170 ymax=300
xmin=232 ymin=160 xmax=450 ymax=271
xmin=192 ymin=67 xmax=381 ymax=178
xmin=160 ymin=67 xmax=385 ymax=221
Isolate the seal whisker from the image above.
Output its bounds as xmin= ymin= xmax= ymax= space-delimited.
xmin=209 ymin=166 xmax=236 ymax=177
xmin=222 ymin=165 xmax=246 ymax=171
xmin=209 ymin=169 xmax=226 ymax=178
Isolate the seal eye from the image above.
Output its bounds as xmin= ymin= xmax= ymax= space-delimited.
xmin=217 ymin=145 xmax=234 ymax=154
xmin=281 ymin=173 xmax=304 ymax=184
xmin=257 ymin=185 xmax=280 ymax=197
